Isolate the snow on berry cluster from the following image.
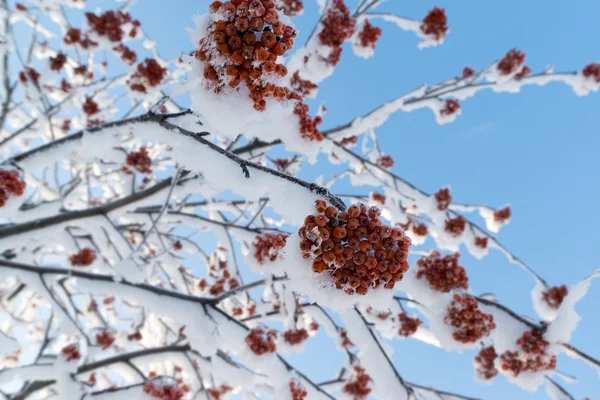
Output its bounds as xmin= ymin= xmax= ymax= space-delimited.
xmin=342 ymin=366 xmax=371 ymax=400
xmin=197 ymin=248 xmax=240 ymax=296
xmin=143 ymin=379 xmax=189 ymax=400
xmin=299 ymin=200 xmax=411 ymax=295
xmin=289 ymin=381 xmax=307 ymax=400
xmin=69 ymin=248 xmax=97 ymax=267
xmin=420 ymin=7 xmax=448 ymax=41
xmin=85 ymin=10 xmax=140 ymax=43
xmin=444 ymin=293 xmax=496 ymax=343
xmin=122 ymin=147 xmax=153 ymax=174
xmin=352 ymin=19 xmax=382 ymax=59
xmin=444 ymin=215 xmax=467 ymax=237
xmin=61 ymin=344 xmax=82 ymax=362
xmin=253 ymin=232 xmax=289 ymax=264
xmin=283 ymin=328 xmax=309 ymax=345
xmin=0 ymin=168 xmax=26 ymax=207
xmin=434 ymin=188 xmax=452 ymax=211
xmin=397 ymin=312 xmax=422 ymax=337
xmin=96 ymin=330 xmax=115 ymax=350
xmin=128 ymin=58 xmax=168 ymax=94
xmin=278 ymin=0 xmax=304 ymax=16
xmin=245 ymin=327 xmax=277 ymax=355
xmin=206 ymin=385 xmax=232 ymax=400
xmin=499 ymin=327 xmax=557 ymax=377
xmin=318 ymin=0 xmax=356 ymax=66
xmin=542 ymin=285 xmax=568 ymax=309
xmin=474 ymin=346 xmax=499 ymax=381
xmin=415 ymin=251 xmax=468 ymax=292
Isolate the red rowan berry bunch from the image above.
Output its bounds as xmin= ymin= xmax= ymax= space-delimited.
xmin=434 ymin=188 xmax=452 ymax=211
xmin=440 ymin=99 xmax=460 ymax=116
xmin=318 ymin=0 xmax=356 ymax=66
xmin=416 ymin=251 xmax=468 ymax=292
xmin=342 ymin=366 xmax=371 ymax=400
xmin=143 ymin=381 xmax=188 ymax=400
xmin=85 ymin=10 xmax=140 ymax=42
xmin=500 ymin=328 xmax=557 ymax=376
xmin=493 ymin=206 xmax=511 ymax=223
xmin=474 ymin=236 xmax=488 ymax=249
xmin=299 ymin=200 xmax=411 ymax=295
xmin=357 ymin=19 xmax=382 ymax=49
xmin=245 ymin=327 xmax=277 ymax=355
xmin=420 ymin=7 xmax=448 ymax=40
xmin=0 ymin=169 xmax=26 ymax=207
xmin=412 ymin=223 xmax=428 ymax=237
xmin=82 ymin=97 xmax=100 ymax=116
xmin=129 ymin=58 xmax=168 ymax=93
xmin=272 ymin=158 xmax=290 ymax=170
xmin=278 ymin=0 xmax=304 ymax=17
xmin=376 ymin=155 xmax=394 ymax=169
xmin=582 ymin=63 xmax=600 ymax=82
xmin=542 ymin=284 xmax=568 ymax=309
xmin=462 ymin=66 xmax=475 ymax=78
xmin=339 ymin=328 xmax=354 ymax=348
xmin=290 ymin=71 xmax=318 ymax=96
xmin=253 ymin=232 xmax=289 ymax=264
xmin=206 ymin=385 xmax=232 ymax=400
xmin=61 ymin=344 xmax=81 ymax=361
xmin=49 ymin=53 xmax=67 ymax=71
xmin=96 ymin=330 xmax=115 ymax=350
xmin=397 ymin=312 xmax=422 ymax=337
xmin=514 ymin=65 xmax=531 ymax=79
xmin=444 ymin=293 xmax=496 ymax=343
xmin=18 ymin=67 xmax=40 ymax=87
xmin=283 ymin=328 xmax=309 ymax=345
xmin=114 ymin=44 xmax=137 ymax=65
xmin=339 ymin=135 xmax=358 ymax=146
xmin=127 ymin=331 xmax=143 ymax=341
xmin=123 ymin=147 xmax=153 ymax=174
xmin=474 ymin=346 xmax=499 ymax=380
xmin=444 ymin=215 xmax=466 ymax=237
xmin=370 ymin=191 xmax=386 ymax=205
xmin=289 ymin=381 xmax=307 ymax=400
xmin=69 ymin=248 xmax=97 ymax=267
xmin=497 ymin=49 xmax=526 ymax=76
xmin=64 ymin=27 xmax=98 ymax=49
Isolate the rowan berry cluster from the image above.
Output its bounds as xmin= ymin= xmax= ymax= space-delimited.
xmin=500 ymin=328 xmax=557 ymax=376
xmin=339 ymin=329 xmax=354 ymax=348
xmin=85 ymin=10 xmax=140 ymax=42
xmin=294 ymin=102 xmax=324 ymax=141
xmin=583 ymin=63 xmax=600 ymax=82
xmin=434 ymin=188 xmax=451 ymax=211
xmin=0 ymin=169 xmax=26 ymax=207
xmin=143 ymin=381 xmax=187 ymax=400
xmin=462 ymin=66 xmax=475 ymax=78
xmin=83 ymin=97 xmax=100 ymax=115
xmin=398 ymin=312 xmax=422 ymax=337
xmin=204 ymin=275 xmax=240 ymax=296
xmin=252 ymin=232 xmax=288 ymax=264
xmin=342 ymin=366 xmax=371 ymax=400
xmin=129 ymin=58 xmax=168 ymax=93
xmin=357 ymin=20 xmax=382 ymax=49
xmin=272 ymin=158 xmax=290 ymax=170
xmin=96 ymin=330 xmax=115 ymax=350
xmin=245 ymin=327 xmax=277 ymax=355
xmin=64 ymin=27 xmax=98 ymax=49
xmin=542 ymin=285 xmax=568 ymax=309
xmin=370 ymin=191 xmax=386 ymax=205
xmin=440 ymin=99 xmax=460 ymax=116
xmin=290 ymin=71 xmax=318 ymax=96
xmin=278 ymin=0 xmax=304 ymax=16
xmin=299 ymin=200 xmax=411 ymax=295
xmin=69 ymin=248 xmax=97 ymax=267
xmin=318 ymin=0 xmax=356 ymax=66
xmin=474 ymin=346 xmax=499 ymax=380
xmin=376 ymin=155 xmax=394 ymax=169
xmin=289 ymin=381 xmax=307 ymax=400
xmin=412 ymin=223 xmax=428 ymax=237
xmin=474 ymin=236 xmax=488 ymax=249
xmin=61 ymin=344 xmax=81 ymax=361
xmin=18 ymin=67 xmax=40 ymax=87
xmin=514 ymin=65 xmax=531 ymax=79
xmin=444 ymin=293 xmax=496 ymax=343
xmin=416 ymin=251 xmax=468 ymax=292
xmin=339 ymin=135 xmax=358 ymax=146
xmin=49 ymin=53 xmax=67 ymax=71
xmin=444 ymin=215 xmax=466 ymax=237
xmin=123 ymin=147 xmax=152 ymax=174
xmin=497 ymin=49 xmax=526 ymax=76
xmin=493 ymin=206 xmax=511 ymax=222
xmin=114 ymin=44 xmax=137 ymax=65
xmin=420 ymin=7 xmax=448 ymax=40
xmin=127 ymin=331 xmax=143 ymax=341
xmin=206 ymin=385 xmax=232 ymax=400
xmin=283 ymin=328 xmax=309 ymax=345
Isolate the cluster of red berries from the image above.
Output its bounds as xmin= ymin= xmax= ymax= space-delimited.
xmin=283 ymin=328 xmax=309 ymax=345
xmin=357 ymin=20 xmax=382 ymax=49
xmin=462 ymin=66 xmax=475 ymax=78
xmin=294 ymin=102 xmax=324 ymax=141
xmin=64 ymin=27 xmax=98 ymax=49
xmin=199 ymin=275 xmax=240 ymax=297
xmin=444 ymin=215 xmax=466 ymax=237
xmin=440 ymin=99 xmax=460 ymax=116
xmin=497 ymin=49 xmax=526 ymax=76
xmin=420 ymin=7 xmax=448 ymax=40
xmin=416 ymin=251 xmax=468 ymax=292
xmin=474 ymin=346 xmax=499 ymax=380
xmin=96 ymin=330 xmax=115 ymax=350
xmin=245 ymin=327 xmax=277 ymax=355
xmin=69 ymin=248 xmax=97 ymax=267
xmin=83 ymin=97 xmax=100 ymax=116
xmin=143 ymin=381 xmax=188 ymax=400
xmin=398 ymin=217 xmax=428 ymax=237
xmin=474 ymin=236 xmax=488 ymax=249
xmin=434 ymin=188 xmax=452 ymax=211
xmin=128 ymin=331 xmax=143 ymax=341
xmin=444 ymin=293 xmax=496 ymax=343
xmin=289 ymin=381 xmax=307 ymax=400
xmin=0 ymin=169 xmax=26 ymax=207
xmin=18 ymin=67 xmax=40 ymax=87
xmin=123 ymin=147 xmax=153 ymax=174
xmin=318 ymin=0 xmax=356 ymax=66
xmin=49 ymin=53 xmax=67 ymax=71
xmin=500 ymin=328 xmax=557 ymax=376
xmin=85 ymin=10 xmax=140 ymax=42
xmin=514 ymin=65 xmax=531 ymax=79
xmin=299 ymin=201 xmax=411 ymax=295
xmin=272 ymin=158 xmax=291 ymax=170
xmin=206 ymin=385 xmax=233 ymax=400
xmin=114 ymin=44 xmax=137 ymax=65
xmin=342 ymin=366 xmax=371 ymax=400
xmin=376 ymin=155 xmax=394 ymax=169
xmin=129 ymin=58 xmax=168 ymax=93
xmin=290 ymin=71 xmax=318 ymax=96
xmin=493 ymin=206 xmax=511 ymax=223
xmin=398 ymin=312 xmax=422 ymax=337
xmin=61 ymin=344 xmax=81 ymax=361
xmin=370 ymin=191 xmax=386 ymax=205
xmin=339 ymin=329 xmax=354 ymax=348
xmin=583 ymin=63 xmax=600 ymax=83
xmin=278 ymin=0 xmax=304 ymax=16
xmin=339 ymin=135 xmax=358 ymax=147
xmin=542 ymin=285 xmax=568 ymax=309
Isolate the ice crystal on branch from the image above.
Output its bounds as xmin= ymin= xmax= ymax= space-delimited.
xmin=0 ymin=169 xmax=26 ymax=207
xmin=416 ymin=251 xmax=468 ymax=292
xmin=253 ymin=233 xmax=288 ymax=264
xmin=69 ymin=248 xmax=97 ymax=267
xmin=444 ymin=293 xmax=496 ymax=343
xmin=245 ymin=327 xmax=277 ymax=355
xmin=299 ymin=201 xmax=411 ymax=295
xmin=474 ymin=346 xmax=499 ymax=380
xmin=542 ymin=285 xmax=568 ymax=309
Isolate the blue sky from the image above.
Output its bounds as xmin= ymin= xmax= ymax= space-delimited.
xmin=129 ymin=1 xmax=600 ymax=399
